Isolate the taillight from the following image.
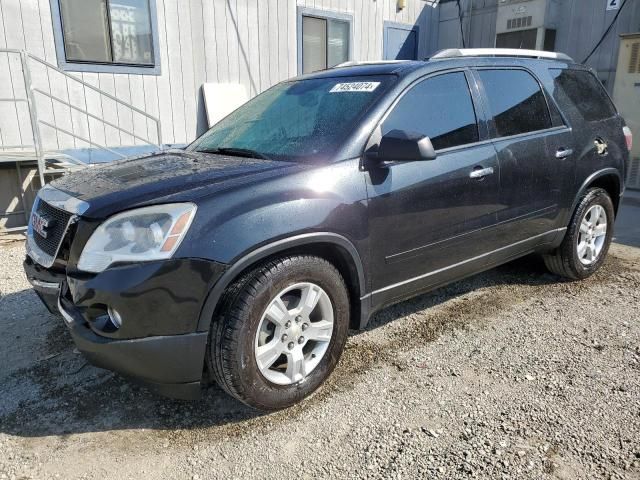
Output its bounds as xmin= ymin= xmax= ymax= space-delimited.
xmin=623 ymin=126 xmax=633 ymax=152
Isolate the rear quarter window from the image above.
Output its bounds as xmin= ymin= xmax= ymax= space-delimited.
xmin=549 ymin=69 xmax=617 ymax=123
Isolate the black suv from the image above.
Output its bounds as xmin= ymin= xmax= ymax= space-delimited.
xmin=24 ymin=49 xmax=631 ymax=411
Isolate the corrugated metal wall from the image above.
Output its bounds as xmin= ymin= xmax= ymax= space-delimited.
xmin=0 ymin=0 xmax=435 ymax=151
xmin=554 ymin=0 xmax=640 ymax=89
xmin=431 ymin=0 xmax=640 ymax=92
xmin=432 ymin=0 xmax=498 ymax=54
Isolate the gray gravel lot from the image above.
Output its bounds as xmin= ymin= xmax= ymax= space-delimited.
xmin=0 ymin=239 xmax=639 ymax=480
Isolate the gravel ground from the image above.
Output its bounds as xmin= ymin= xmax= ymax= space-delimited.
xmin=0 ymin=240 xmax=639 ymax=480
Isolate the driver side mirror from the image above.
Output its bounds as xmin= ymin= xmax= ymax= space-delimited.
xmin=368 ymin=129 xmax=437 ymax=165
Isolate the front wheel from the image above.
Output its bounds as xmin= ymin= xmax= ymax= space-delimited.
xmin=207 ymin=255 xmax=350 ymax=411
xmin=543 ymin=187 xmax=615 ymax=280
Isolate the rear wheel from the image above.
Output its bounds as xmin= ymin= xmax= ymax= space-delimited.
xmin=207 ymin=255 xmax=350 ymax=411
xmin=543 ymin=187 xmax=614 ymax=280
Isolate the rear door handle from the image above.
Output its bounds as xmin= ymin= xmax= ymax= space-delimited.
xmin=556 ymin=148 xmax=574 ymax=159
xmin=469 ymin=166 xmax=494 ymax=179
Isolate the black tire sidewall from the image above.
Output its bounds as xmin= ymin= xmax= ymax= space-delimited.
xmin=224 ymin=257 xmax=349 ymax=410
xmin=565 ymin=188 xmax=614 ymax=279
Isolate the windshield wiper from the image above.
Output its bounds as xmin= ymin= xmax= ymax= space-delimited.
xmin=197 ymin=147 xmax=272 ymax=160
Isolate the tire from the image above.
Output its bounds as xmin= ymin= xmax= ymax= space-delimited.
xmin=543 ymin=187 xmax=615 ymax=280
xmin=207 ymin=255 xmax=350 ymax=411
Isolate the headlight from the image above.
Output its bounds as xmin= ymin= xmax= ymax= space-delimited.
xmin=77 ymin=203 xmax=197 ymax=273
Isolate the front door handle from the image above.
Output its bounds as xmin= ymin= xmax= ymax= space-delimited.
xmin=556 ymin=148 xmax=574 ymax=159
xmin=469 ymin=166 xmax=495 ymax=179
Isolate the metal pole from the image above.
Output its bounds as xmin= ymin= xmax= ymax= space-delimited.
xmin=15 ymin=161 xmax=30 ymax=225
xmin=32 ymin=87 xmax=159 ymax=146
xmin=156 ymin=118 xmax=163 ymax=150
xmin=25 ymin=52 xmax=160 ymax=122
xmin=21 ymin=51 xmax=46 ymax=187
xmin=467 ymin=0 xmax=473 ymax=48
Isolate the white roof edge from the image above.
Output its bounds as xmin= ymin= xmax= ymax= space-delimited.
xmin=431 ymin=48 xmax=574 ymax=63
xmin=333 ymin=60 xmax=411 ymax=68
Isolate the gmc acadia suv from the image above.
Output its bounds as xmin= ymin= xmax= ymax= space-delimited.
xmin=24 ymin=49 xmax=632 ymax=411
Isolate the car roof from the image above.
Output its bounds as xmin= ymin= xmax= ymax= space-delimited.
xmin=294 ymin=50 xmax=580 ymax=82
xmin=295 ymin=60 xmax=426 ymax=80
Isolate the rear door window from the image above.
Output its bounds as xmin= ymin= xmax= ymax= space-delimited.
xmin=548 ymin=69 xmax=617 ymax=123
xmin=382 ymin=72 xmax=479 ymax=151
xmin=477 ymin=69 xmax=552 ymax=138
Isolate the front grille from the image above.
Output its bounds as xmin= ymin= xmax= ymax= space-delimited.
xmin=32 ymin=200 xmax=73 ymax=257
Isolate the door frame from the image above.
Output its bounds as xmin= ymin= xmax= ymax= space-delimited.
xmin=383 ymin=21 xmax=420 ymax=60
xmin=469 ymin=66 xmax=573 ymax=243
xmin=362 ymin=68 xmax=492 ymax=165
xmin=362 ymin=68 xmax=500 ymax=299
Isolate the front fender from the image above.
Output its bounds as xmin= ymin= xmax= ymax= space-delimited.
xmin=195 ymin=232 xmax=368 ymax=332
xmin=181 ymin=159 xmax=370 ymax=332
xmin=182 ymin=159 xmax=368 ymax=264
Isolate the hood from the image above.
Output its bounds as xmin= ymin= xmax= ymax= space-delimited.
xmin=50 ymin=150 xmax=301 ymax=218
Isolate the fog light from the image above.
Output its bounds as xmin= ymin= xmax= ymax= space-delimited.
xmin=108 ymin=306 xmax=123 ymax=329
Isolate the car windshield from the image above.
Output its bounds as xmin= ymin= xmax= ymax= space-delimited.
xmin=188 ymin=75 xmax=393 ymax=162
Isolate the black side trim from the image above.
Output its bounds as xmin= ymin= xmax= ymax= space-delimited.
xmin=385 ymin=205 xmax=557 ymax=264
xmin=196 ymin=233 xmax=367 ymax=332
xmin=568 ymin=168 xmax=623 ymax=222
xmin=367 ymin=229 xmax=562 ymax=320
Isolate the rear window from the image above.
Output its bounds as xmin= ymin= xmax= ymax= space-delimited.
xmin=549 ymin=69 xmax=617 ymax=123
xmin=477 ymin=69 xmax=552 ymax=138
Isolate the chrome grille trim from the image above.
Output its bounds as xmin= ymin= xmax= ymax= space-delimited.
xmin=27 ymin=186 xmax=86 ymax=268
xmin=37 ymin=184 xmax=90 ymax=215
xmin=26 ymin=209 xmax=77 ymax=268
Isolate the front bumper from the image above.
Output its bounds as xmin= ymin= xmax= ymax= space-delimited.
xmin=58 ymin=295 xmax=208 ymax=399
xmin=24 ymin=256 xmax=227 ymax=399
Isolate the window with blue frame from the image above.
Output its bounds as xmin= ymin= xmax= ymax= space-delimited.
xmin=52 ymin=0 xmax=160 ymax=74
xmin=299 ymin=8 xmax=352 ymax=74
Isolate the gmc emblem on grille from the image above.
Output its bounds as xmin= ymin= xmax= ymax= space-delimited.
xmin=31 ymin=212 xmax=54 ymax=239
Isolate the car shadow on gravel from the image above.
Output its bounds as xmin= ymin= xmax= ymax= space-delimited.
xmin=0 ymin=289 xmax=263 ymax=438
xmin=0 ymin=255 xmax=564 ymax=438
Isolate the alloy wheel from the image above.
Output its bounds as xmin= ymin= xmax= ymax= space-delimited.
xmin=254 ymin=282 xmax=334 ymax=385
xmin=577 ymin=204 xmax=608 ymax=265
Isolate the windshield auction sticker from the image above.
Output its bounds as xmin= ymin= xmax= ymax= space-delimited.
xmin=330 ymin=82 xmax=381 ymax=93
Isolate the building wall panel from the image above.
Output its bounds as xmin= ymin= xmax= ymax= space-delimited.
xmin=432 ymin=0 xmax=640 ymax=93
xmin=0 ymin=0 xmax=432 ymax=152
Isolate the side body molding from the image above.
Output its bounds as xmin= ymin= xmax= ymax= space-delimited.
xmin=196 ymin=232 xmax=368 ymax=332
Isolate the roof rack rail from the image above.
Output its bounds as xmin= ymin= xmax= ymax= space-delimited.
xmin=431 ymin=48 xmax=574 ymax=63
